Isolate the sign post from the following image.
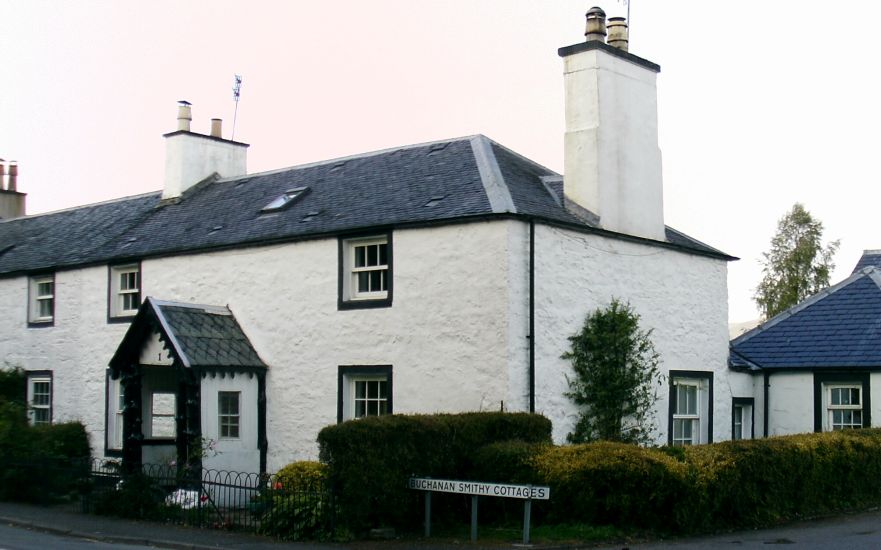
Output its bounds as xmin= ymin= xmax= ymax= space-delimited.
xmin=409 ymin=477 xmax=550 ymax=545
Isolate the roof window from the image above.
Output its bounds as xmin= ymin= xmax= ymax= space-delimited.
xmin=301 ymin=210 xmax=322 ymax=223
xmin=261 ymin=186 xmax=310 ymax=213
xmin=428 ymin=143 xmax=449 ymax=155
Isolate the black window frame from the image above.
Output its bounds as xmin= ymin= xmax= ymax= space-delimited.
xmin=337 ymin=365 xmax=393 ymax=423
xmin=731 ymin=396 xmax=755 ymax=440
xmin=813 ymin=371 xmax=871 ymax=432
xmin=338 ymin=231 xmax=393 ymax=310
xmin=667 ymin=370 xmax=714 ymax=446
xmin=107 ymin=261 xmax=142 ymax=323
xmin=26 ymin=370 xmax=53 ymax=426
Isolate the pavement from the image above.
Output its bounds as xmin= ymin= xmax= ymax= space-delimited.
xmin=0 ymin=501 xmax=336 ymax=550
xmin=6 ymin=500 xmax=881 ymax=550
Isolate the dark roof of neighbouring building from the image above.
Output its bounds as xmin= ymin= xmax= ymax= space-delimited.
xmin=729 ymin=268 xmax=881 ymax=370
xmin=109 ymin=297 xmax=266 ymax=371
xmin=852 ymin=250 xmax=881 ymax=274
xmin=0 ymin=135 xmax=734 ymax=277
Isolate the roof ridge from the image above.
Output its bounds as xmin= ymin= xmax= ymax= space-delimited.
xmin=470 ymin=135 xmax=516 ymax=214
xmin=219 ymin=134 xmax=487 ymax=182
xmin=731 ymin=268 xmax=879 ymax=345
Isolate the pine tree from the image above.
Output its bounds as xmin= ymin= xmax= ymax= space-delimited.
xmin=754 ymin=203 xmax=839 ymax=319
xmin=563 ymin=299 xmax=662 ymax=445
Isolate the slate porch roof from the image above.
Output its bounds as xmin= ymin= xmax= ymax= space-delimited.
xmin=109 ymin=297 xmax=265 ymax=370
xmin=729 ymin=267 xmax=881 ymax=370
xmin=0 ymin=135 xmax=733 ymax=277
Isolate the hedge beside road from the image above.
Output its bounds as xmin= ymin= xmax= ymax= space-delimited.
xmin=319 ymin=412 xmax=881 ymax=535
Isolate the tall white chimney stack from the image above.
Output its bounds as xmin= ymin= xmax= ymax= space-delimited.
xmin=559 ymin=7 xmax=665 ymax=241
xmin=163 ymin=102 xmax=248 ymax=200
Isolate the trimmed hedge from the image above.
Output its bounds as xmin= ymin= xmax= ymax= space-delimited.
xmin=317 ymin=412 xmax=552 ymax=532
xmin=0 ymin=419 xmax=91 ymax=502
xmin=534 ymin=442 xmax=691 ymax=530
xmin=533 ymin=430 xmax=881 ymax=533
xmin=319 ymin=419 xmax=881 ymax=535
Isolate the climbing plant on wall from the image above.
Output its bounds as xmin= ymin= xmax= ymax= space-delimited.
xmin=563 ymin=299 xmax=662 ymax=445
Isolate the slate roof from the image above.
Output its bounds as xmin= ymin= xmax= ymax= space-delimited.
xmin=110 ymin=297 xmax=265 ymax=370
xmin=729 ymin=268 xmax=881 ymax=370
xmin=852 ymin=250 xmax=881 ymax=274
xmin=0 ymin=135 xmax=732 ymax=277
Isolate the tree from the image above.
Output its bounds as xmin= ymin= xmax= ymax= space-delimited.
xmin=563 ymin=299 xmax=662 ymax=445
xmin=754 ymin=203 xmax=839 ymax=319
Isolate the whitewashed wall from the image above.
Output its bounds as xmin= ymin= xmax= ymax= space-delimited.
xmin=0 ymin=266 xmax=131 ymax=454
xmin=765 ymin=372 xmax=813 ymax=436
xmin=142 ymin=221 xmax=514 ymax=471
xmin=763 ymin=371 xmax=881 ymax=436
xmin=528 ymin=224 xmax=732 ymax=445
xmin=0 ymin=216 xmax=739 ymax=470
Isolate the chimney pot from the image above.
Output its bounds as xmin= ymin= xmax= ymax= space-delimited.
xmin=607 ymin=17 xmax=629 ymax=52
xmin=177 ymin=100 xmax=193 ymax=132
xmin=585 ymin=6 xmax=607 ymax=43
xmin=210 ymin=118 xmax=223 ymax=138
xmin=8 ymin=162 xmax=18 ymax=192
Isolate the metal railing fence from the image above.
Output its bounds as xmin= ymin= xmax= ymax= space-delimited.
xmin=2 ymin=458 xmax=334 ymax=540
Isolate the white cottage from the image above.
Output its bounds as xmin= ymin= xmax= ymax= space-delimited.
xmin=0 ymin=8 xmax=743 ymax=473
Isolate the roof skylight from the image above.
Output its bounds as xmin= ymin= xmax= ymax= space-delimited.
xmin=261 ymin=186 xmax=310 ymax=212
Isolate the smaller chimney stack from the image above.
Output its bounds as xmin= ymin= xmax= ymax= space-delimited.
xmin=607 ymin=17 xmax=629 ymax=51
xmin=0 ymin=159 xmax=26 ymax=219
xmin=585 ymin=6 xmax=607 ymax=43
xmin=177 ymin=100 xmax=193 ymax=132
xmin=210 ymin=118 xmax=223 ymax=138
xmin=7 ymin=162 xmax=18 ymax=192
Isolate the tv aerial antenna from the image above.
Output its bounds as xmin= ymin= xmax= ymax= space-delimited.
xmin=231 ymin=75 xmax=243 ymax=141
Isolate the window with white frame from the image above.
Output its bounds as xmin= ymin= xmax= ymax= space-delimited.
xmin=28 ymin=274 xmax=55 ymax=324
xmin=669 ymin=372 xmax=713 ymax=446
xmin=27 ymin=374 xmax=52 ymax=425
xmin=339 ymin=234 xmax=392 ymax=308
xmin=353 ymin=379 xmax=389 ymax=418
xmin=219 ymin=391 xmax=240 ymax=439
xmin=150 ymin=392 xmax=176 ymax=439
xmin=337 ymin=366 xmax=392 ymax=422
xmin=109 ymin=264 xmax=140 ymax=318
xmin=672 ymin=381 xmax=700 ymax=446
xmin=826 ymin=385 xmax=863 ymax=430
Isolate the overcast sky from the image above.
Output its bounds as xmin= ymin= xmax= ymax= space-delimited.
xmin=2 ymin=1 xmax=878 ymax=323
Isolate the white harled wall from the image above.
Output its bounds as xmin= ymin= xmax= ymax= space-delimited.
xmin=0 ymin=217 xmax=744 ymax=469
xmin=528 ymin=223 xmax=737 ymax=444
xmin=0 ymin=266 xmax=131 ymax=453
xmin=143 ymin=221 xmax=513 ymax=470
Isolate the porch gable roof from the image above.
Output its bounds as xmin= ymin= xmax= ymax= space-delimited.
xmin=109 ymin=297 xmax=266 ymax=371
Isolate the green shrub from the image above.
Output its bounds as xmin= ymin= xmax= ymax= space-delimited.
xmin=0 ymin=420 xmax=91 ymax=503
xmin=257 ymin=461 xmax=333 ymax=540
xmin=533 ymin=442 xmax=692 ymax=531
xmin=275 ymin=461 xmax=328 ymax=491
xmin=530 ymin=430 xmax=881 ymax=534
xmin=684 ymin=430 xmax=881 ymax=529
xmin=318 ymin=412 xmax=552 ymax=533
xmin=0 ymin=367 xmax=26 ymax=406
xmin=471 ymin=440 xmax=545 ymax=484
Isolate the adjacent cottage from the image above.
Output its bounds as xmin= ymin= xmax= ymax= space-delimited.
xmin=1 ymin=9 xmax=742 ymax=473
xmin=730 ymin=251 xmax=881 ymax=437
